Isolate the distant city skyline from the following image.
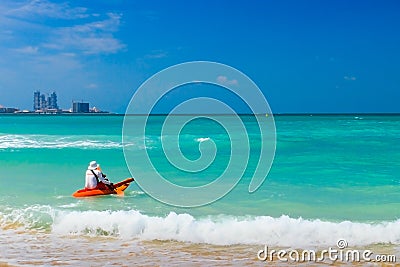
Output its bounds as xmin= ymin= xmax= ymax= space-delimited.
xmin=0 ymin=1 xmax=399 ymax=114
xmin=0 ymin=90 xmax=107 ymax=113
xmin=33 ymin=91 xmax=59 ymax=111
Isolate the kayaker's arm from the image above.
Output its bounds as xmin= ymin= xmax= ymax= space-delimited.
xmin=98 ymin=172 xmax=115 ymax=190
xmin=98 ymin=172 xmax=111 ymax=185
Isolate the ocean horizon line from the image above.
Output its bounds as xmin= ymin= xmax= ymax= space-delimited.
xmin=1 ymin=112 xmax=400 ymax=116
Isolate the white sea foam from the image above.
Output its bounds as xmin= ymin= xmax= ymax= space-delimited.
xmin=1 ymin=206 xmax=400 ymax=247
xmin=0 ymin=134 xmax=123 ymax=149
xmin=196 ymin=137 xmax=210 ymax=143
xmin=57 ymin=203 xmax=80 ymax=208
xmin=0 ymin=134 xmax=158 ymax=150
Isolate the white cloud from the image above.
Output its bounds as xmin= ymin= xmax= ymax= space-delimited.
xmin=72 ymin=12 xmax=121 ymax=32
xmin=86 ymin=83 xmax=98 ymax=89
xmin=7 ymin=0 xmax=89 ymax=20
xmin=13 ymin=46 xmax=39 ymax=54
xmin=2 ymin=1 xmax=125 ymax=55
xmin=216 ymin=75 xmax=238 ymax=86
xmin=344 ymin=76 xmax=357 ymax=81
xmin=136 ymin=49 xmax=169 ymax=70
xmin=48 ymin=12 xmax=125 ymax=54
xmin=145 ymin=50 xmax=168 ymax=59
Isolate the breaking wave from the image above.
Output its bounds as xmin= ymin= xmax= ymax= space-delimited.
xmin=1 ymin=205 xmax=399 ymax=248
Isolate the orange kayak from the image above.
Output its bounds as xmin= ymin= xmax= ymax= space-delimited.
xmin=72 ymin=178 xmax=134 ymax=197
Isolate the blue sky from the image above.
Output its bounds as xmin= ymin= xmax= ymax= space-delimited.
xmin=0 ymin=0 xmax=399 ymax=113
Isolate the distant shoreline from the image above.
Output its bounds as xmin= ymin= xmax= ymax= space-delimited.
xmin=0 ymin=112 xmax=120 ymax=116
xmin=1 ymin=113 xmax=399 ymax=116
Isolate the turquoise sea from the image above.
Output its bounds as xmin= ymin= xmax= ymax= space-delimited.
xmin=0 ymin=114 xmax=399 ymax=266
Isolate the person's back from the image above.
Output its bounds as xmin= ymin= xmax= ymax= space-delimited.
xmin=85 ymin=161 xmax=112 ymax=189
xmin=85 ymin=171 xmax=99 ymax=189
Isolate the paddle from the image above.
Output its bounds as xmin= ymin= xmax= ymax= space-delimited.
xmin=112 ymin=178 xmax=134 ymax=196
xmin=115 ymin=189 xmax=125 ymax=196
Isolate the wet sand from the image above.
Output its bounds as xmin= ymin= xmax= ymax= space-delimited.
xmin=1 ymin=230 xmax=399 ymax=266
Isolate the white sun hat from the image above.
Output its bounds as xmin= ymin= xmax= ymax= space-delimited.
xmin=88 ymin=161 xmax=99 ymax=170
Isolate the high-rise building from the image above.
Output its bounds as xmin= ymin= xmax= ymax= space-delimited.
xmin=40 ymin=94 xmax=47 ymax=109
xmin=48 ymin=92 xmax=58 ymax=109
xmin=72 ymin=101 xmax=89 ymax=113
xmin=33 ymin=91 xmax=41 ymax=110
xmin=33 ymin=91 xmax=59 ymax=111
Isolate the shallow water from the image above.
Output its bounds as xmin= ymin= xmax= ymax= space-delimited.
xmin=0 ymin=114 xmax=399 ymax=265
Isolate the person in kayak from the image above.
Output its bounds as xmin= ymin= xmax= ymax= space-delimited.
xmin=85 ymin=160 xmax=114 ymax=190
